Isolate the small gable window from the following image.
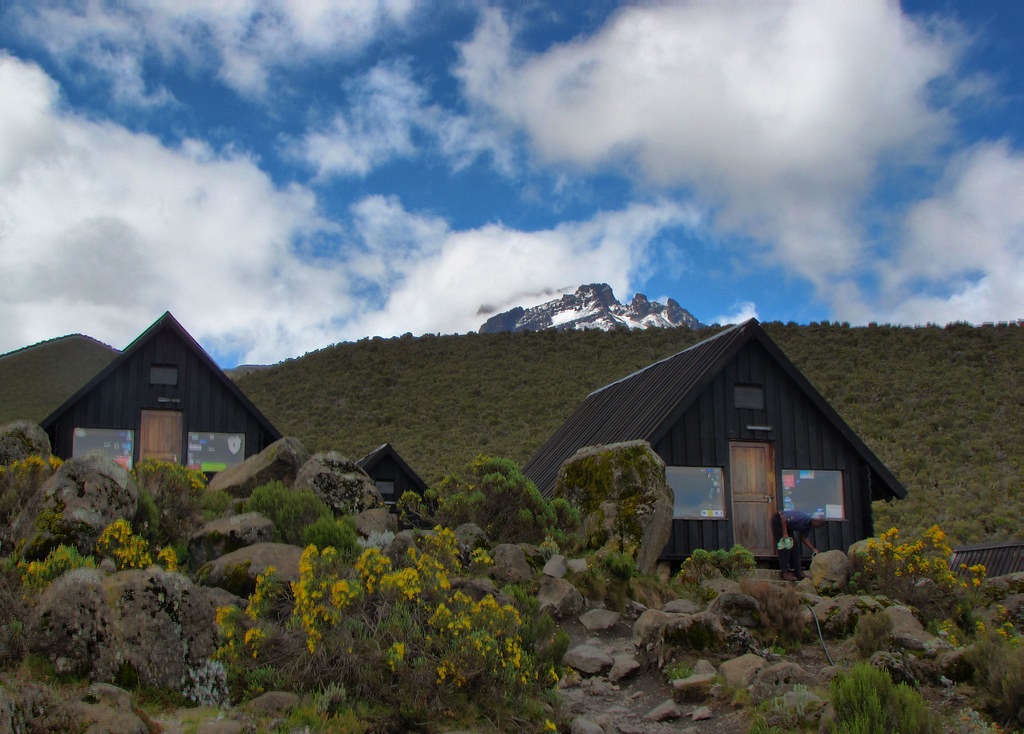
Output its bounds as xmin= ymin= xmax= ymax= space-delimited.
xmin=150 ymin=364 xmax=178 ymax=386
xmin=735 ymin=384 xmax=764 ymax=410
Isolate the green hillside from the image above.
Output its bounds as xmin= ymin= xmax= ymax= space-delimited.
xmin=0 ymin=335 xmax=119 ymax=424
xmin=234 ymin=321 xmax=1023 ymax=548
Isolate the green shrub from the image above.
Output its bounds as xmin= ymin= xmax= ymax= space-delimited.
xmin=828 ymin=662 xmax=940 ymax=734
xmin=964 ymin=632 xmax=1024 ymax=728
xmin=19 ymin=544 xmax=95 ymax=591
xmin=245 ymin=481 xmax=333 ymax=545
xmin=428 ymin=456 xmax=579 ymax=546
xmin=854 ymin=612 xmax=893 ymax=659
xmin=738 ymin=577 xmax=806 ymax=645
xmin=302 ymin=515 xmax=359 ymax=562
xmin=199 ymin=488 xmax=233 ymax=520
xmin=0 ymin=455 xmax=62 ymax=527
xmin=678 ymin=545 xmax=755 ymax=586
xmin=132 ymin=460 xmax=207 ymax=546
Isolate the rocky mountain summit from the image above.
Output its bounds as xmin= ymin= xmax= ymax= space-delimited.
xmin=479 ymin=283 xmax=703 ymax=334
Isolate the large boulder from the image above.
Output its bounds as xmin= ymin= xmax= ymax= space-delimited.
xmin=11 ymin=454 xmax=138 ymax=560
xmin=293 ymin=452 xmax=383 ymax=515
xmin=810 ymin=550 xmax=851 ymax=594
xmin=553 ymin=441 xmax=673 ymax=574
xmin=207 ymin=436 xmax=309 ymax=498
xmin=187 ymin=512 xmax=275 ymax=570
xmin=29 ymin=566 xmax=218 ymax=688
xmin=197 ymin=542 xmax=303 ymax=597
xmin=0 ymin=421 xmax=51 ymax=465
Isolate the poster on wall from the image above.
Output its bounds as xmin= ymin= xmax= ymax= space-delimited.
xmin=73 ymin=428 xmax=135 ymax=470
xmin=187 ymin=432 xmax=245 ymax=472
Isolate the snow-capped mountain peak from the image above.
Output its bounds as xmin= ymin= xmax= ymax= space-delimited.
xmin=478 ymin=284 xmax=703 ymax=334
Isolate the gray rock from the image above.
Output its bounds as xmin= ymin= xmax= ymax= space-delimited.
xmin=563 ymin=643 xmax=614 ymax=675
xmin=198 ymin=542 xmax=303 ymax=596
xmin=47 ymin=683 xmax=148 ymax=734
xmin=490 ymin=543 xmax=533 ymax=584
xmin=671 ymin=671 xmax=715 ymax=702
xmin=353 ymin=507 xmax=397 ymax=537
xmin=691 ymin=705 xmax=713 ymax=721
xmin=454 ymin=522 xmax=488 ymax=550
xmin=633 ymin=608 xmax=675 ymax=646
xmin=207 ymin=436 xmax=309 ymax=498
xmin=543 ymin=554 xmax=569 ymax=578
xmin=29 ymin=567 xmax=218 ymax=688
xmin=188 ymin=511 xmax=275 ymax=569
xmin=644 ymin=699 xmax=682 ymax=721
xmin=719 ymin=652 xmax=767 ymax=688
xmin=553 ymin=440 xmax=673 ymax=574
xmin=12 ymin=454 xmax=138 ymax=560
xmin=567 ymin=557 xmax=589 ymax=574
xmin=749 ymin=662 xmax=818 ymax=705
xmin=883 ymin=605 xmax=947 ymax=652
xmin=580 ymin=608 xmax=620 ymax=631
xmin=294 ymin=451 xmax=382 ymax=515
xmin=244 ymin=690 xmax=301 ymax=715
xmin=707 ymin=591 xmax=762 ymax=628
xmin=663 ymin=598 xmax=702 ymax=614
xmin=810 ymin=549 xmax=852 ymax=593
xmin=570 ymin=717 xmax=604 ymax=734
xmin=0 ymin=420 xmax=51 ymax=464
xmin=538 ymin=575 xmax=585 ymax=618
xmin=608 ymin=654 xmax=641 ymax=682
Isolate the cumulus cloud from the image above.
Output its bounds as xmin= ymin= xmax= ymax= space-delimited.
xmin=712 ymin=303 xmax=760 ymax=327
xmin=455 ymin=2 xmax=961 ymax=305
xmin=0 ymin=54 xmax=347 ymax=364
xmin=341 ymin=199 xmax=700 ymax=338
xmin=0 ymin=54 xmax=699 ymax=364
xmin=878 ymin=142 xmax=1024 ymax=324
xmin=3 ymin=1 xmax=418 ymax=101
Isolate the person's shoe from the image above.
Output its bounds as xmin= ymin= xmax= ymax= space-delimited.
xmin=794 ymin=572 xmax=806 ymax=581
xmin=781 ymin=571 xmax=797 ymax=581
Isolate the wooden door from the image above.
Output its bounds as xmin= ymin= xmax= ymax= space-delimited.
xmin=730 ymin=441 xmax=775 ymax=556
xmin=140 ymin=410 xmax=183 ymax=464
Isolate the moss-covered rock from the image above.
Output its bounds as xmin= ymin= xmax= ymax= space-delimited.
xmin=553 ymin=441 xmax=672 ymax=574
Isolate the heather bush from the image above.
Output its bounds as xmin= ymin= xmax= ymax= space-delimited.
xmin=739 ymin=577 xmax=806 ymax=645
xmin=828 ymin=662 xmax=940 ymax=734
xmin=428 ymin=455 xmax=581 ymax=547
xmin=302 ymin=515 xmax=359 ymax=562
xmin=132 ymin=460 xmax=207 ymax=546
xmin=678 ymin=545 xmax=756 ymax=586
xmin=244 ymin=481 xmax=333 ymax=545
xmin=0 ymin=455 xmax=62 ymax=527
xmin=854 ymin=612 xmax=894 ymax=659
xmin=964 ymin=630 xmax=1024 ymax=728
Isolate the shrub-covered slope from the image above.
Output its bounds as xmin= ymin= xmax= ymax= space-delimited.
xmin=234 ymin=322 xmax=1023 ymax=548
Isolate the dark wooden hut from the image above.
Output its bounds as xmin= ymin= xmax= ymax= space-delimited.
xmin=523 ymin=319 xmax=906 ymax=562
xmin=357 ymin=443 xmax=428 ymax=505
xmin=41 ymin=312 xmax=280 ymax=472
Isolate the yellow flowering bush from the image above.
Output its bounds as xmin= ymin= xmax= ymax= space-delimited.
xmin=215 ymin=533 xmax=563 ymax=731
xmin=851 ymin=525 xmax=986 ymax=627
xmin=19 ymin=544 xmax=95 ymax=592
xmin=97 ymin=519 xmax=153 ymax=569
xmin=0 ymin=455 xmax=62 ymax=525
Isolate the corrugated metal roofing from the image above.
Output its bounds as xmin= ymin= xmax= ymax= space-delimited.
xmin=950 ymin=540 xmax=1024 ymax=579
xmin=523 ymin=318 xmax=906 ymax=502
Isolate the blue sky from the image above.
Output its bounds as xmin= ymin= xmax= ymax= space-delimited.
xmin=0 ymin=1 xmax=1021 ymax=367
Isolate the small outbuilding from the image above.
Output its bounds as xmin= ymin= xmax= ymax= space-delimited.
xmin=523 ymin=319 xmax=907 ymax=562
xmin=357 ymin=442 xmax=428 ymax=506
xmin=41 ymin=312 xmax=280 ymax=472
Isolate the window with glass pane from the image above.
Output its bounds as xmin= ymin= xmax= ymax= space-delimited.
xmin=666 ymin=466 xmax=726 ymax=519
xmin=150 ymin=364 xmax=178 ymax=386
xmin=781 ymin=469 xmax=845 ymax=519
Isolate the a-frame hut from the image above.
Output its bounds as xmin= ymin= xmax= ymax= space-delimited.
xmin=357 ymin=443 xmax=428 ymax=506
xmin=523 ymin=319 xmax=906 ymax=563
xmin=41 ymin=312 xmax=280 ymax=472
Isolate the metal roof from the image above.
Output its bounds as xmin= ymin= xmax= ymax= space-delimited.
xmin=950 ymin=539 xmax=1024 ymax=579
xmin=523 ymin=318 xmax=907 ymax=501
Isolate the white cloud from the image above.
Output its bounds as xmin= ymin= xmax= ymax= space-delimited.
xmin=0 ymin=54 xmax=350 ymax=365
xmin=3 ymin=1 xmax=418 ymax=101
xmin=341 ymin=200 xmax=700 ymax=338
xmin=712 ymin=303 xmax=760 ymax=327
xmin=456 ymin=2 xmax=961 ymax=304
xmin=876 ymin=142 xmax=1024 ymax=324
